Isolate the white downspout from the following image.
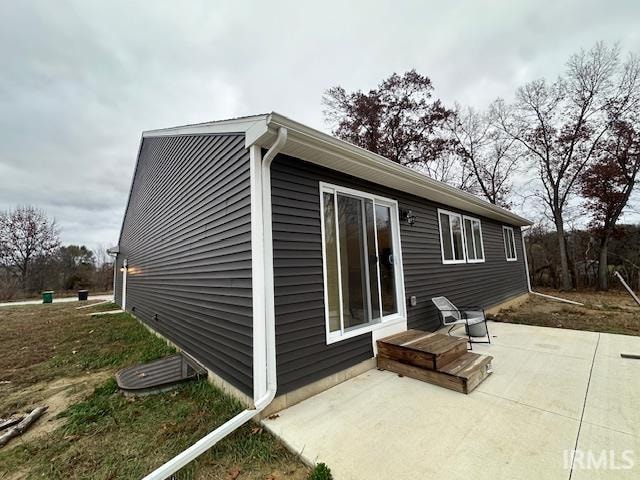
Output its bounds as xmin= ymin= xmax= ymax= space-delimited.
xmin=520 ymin=227 xmax=584 ymax=306
xmin=142 ymin=127 xmax=288 ymax=480
xmin=112 ymin=257 xmax=117 ymax=302
xmin=122 ymin=258 xmax=128 ymax=310
xmin=106 ymin=251 xmax=118 ymax=303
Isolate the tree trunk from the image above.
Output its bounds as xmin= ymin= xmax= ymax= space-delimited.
xmin=555 ymin=219 xmax=573 ymax=290
xmin=598 ymin=234 xmax=610 ymax=291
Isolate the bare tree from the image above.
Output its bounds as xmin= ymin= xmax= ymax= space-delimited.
xmin=448 ymin=104 xmax=522 ymax=206
xmin=0 ymin=206 xmax=60 ymax=290
xmin=494 ymin=42 xmax=639 ymax=290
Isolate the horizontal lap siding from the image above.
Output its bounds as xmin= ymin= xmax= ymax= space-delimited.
xmin=271 ymin=155 xmax=528 ymax=393
xmin=115 ymin=134 xmax=253 ymax=396
xmin=271 ymin=159 xmax=374 ymax=394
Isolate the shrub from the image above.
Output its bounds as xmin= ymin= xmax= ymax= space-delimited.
xmin=308 ymin=462 xmax=332 ymax=480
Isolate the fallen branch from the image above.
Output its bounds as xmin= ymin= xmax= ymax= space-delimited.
xmin=0 ymin=406 xmax=48 ymax=447
xmin=0 ymin=417 xmax=23 ymax=431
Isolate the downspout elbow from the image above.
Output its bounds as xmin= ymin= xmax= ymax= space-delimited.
xmin=263 ymin=127 xmax=288 ymax=166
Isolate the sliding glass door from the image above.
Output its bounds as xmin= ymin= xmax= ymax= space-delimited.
xmin=321 ymin=184 xmax=403 ymax=341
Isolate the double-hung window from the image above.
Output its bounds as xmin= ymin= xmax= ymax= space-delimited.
xmin=438 ymin=209 xmax=466 ymax=264
xmin=320 ymin=183 xmax=405 ymax=343
xmin=503 ymin=226 xmax=517 ymax=261
xmin=438 ymin=209 xmax=485 ymax=264
xmin=463 ymin=216 xmax=485 ymax=262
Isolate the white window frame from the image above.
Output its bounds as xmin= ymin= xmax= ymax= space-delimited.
xmin=462 ymin=215 xmax=485 ymax=263
xmin=319 ymin=182 xmax=407 ymax=345
xmin=437 ymin=209 xmax=467 ymax=265
xmin=503 ymin=225 xmax=518 ymax=261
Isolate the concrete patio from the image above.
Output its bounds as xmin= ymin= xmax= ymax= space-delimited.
xmin=263 ymin=321 xmax=640 ymax=479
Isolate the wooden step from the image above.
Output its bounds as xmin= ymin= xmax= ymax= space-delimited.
xmin=376 ymin=329 xmax=468 ymax=371
xmin=378 ymin=352 xmax=493 ymax=394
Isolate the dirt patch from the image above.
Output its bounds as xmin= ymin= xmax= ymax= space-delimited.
xmin=493 ymin=289 xmax=640 ymax=336
xmin=1 ymin=371 xmax=112 ymax=451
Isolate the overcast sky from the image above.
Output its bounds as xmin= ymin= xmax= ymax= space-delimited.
xmin=1 ymin=0 xmax=639 ymax=250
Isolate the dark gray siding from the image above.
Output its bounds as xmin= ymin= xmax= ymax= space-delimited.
xmin=271 ymin=154 xmax=528 ymax=393
xmin=114 ymin=133 xmax=253 ymax=396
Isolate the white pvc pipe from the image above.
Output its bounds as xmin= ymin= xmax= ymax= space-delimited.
xmin=615 ymin=271 xmax=640 ymax=306
xmin=520 ymin=228 xmax=584 ymax=306
xmin=142 ymin=127 xmax=288 ymax=480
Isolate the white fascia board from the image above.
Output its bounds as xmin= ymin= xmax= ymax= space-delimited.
xmin=142 ymin=114 xmax=268 ymax=138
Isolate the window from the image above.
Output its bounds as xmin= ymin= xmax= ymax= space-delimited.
xmin=438 ymin=209 xmax=466 ymax=264
xmin=320 ymin=183 xmax=405 ymax=343
xmin=503 ymin=226 xmax=517 ymax=261
xmin=463 ymin=216 xmax=485 ymax=262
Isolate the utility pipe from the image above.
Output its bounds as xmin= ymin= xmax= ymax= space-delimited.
xmin=142 ymin=127 xmax=288 ymax=480
xmin=520 ymin=228 xmax=584 ymax=306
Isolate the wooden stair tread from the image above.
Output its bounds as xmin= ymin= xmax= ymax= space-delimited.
xmin=378 ymin=329 xmax=467 ymax=355
xmin=377 ymin=330 xmax=468 ymax=371
xmin=376 ymin=330 xmax=494 ymax=394
xmin=439 ymin=352 xmax=493 ymax=379
xmin=377 ymin=329 xmax=437 ymax=346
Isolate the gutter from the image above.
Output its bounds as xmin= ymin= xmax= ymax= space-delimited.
xmin=142 ymin=127 xmax=288 ymax=480
xmin=520 ymin=228 xmax=584 ymax=306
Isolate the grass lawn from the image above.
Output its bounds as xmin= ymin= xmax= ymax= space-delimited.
xmin=493 ymin=289 xmax=640 ymax=336
xmin=0 ymin=302 xmax=310 ymax=480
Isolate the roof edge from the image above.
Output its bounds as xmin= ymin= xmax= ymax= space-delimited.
xmin=136 ymin=111 xmax=532 ymax=227
xmin=262 ymin=113 xmax=532 ymax=227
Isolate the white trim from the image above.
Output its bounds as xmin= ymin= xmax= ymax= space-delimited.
xmin=142 ymin=114 xmax=268 ymax=138
xmin=462 ymin=215 xmax=485 ymax=263
xmin=327 ymin=317 xmax=405 ymax=345
xmin=372 ymin=200 xmax=384 ymax=322
xmin=437 ymin=208 xmax=467 ymax=264
xmin=503 ymin=225 xmax=518 ymax=261
xmin=319 ymin=182 xmax=406 ymax=344
xmin=333 ymin=191 xmax=345 ymax=335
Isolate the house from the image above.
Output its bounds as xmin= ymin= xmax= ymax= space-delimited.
xmin=112 ymin=112 xmax=531 ymax=412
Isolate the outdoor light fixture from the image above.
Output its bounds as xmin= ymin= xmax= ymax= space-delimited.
xmin=120 ymin=259 xmax=128 ymax=272
xmin=401 ymin=208 xmax=416 ymax=226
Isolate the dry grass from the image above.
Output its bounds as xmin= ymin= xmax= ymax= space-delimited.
xmin=493 ymin=289 xmax=640 ymax=336
xmin=0 ymin=303 xmax=309 ymax=480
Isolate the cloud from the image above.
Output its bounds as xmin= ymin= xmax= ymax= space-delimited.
xmin=1 ymin=0 xmax=639 ymax=249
